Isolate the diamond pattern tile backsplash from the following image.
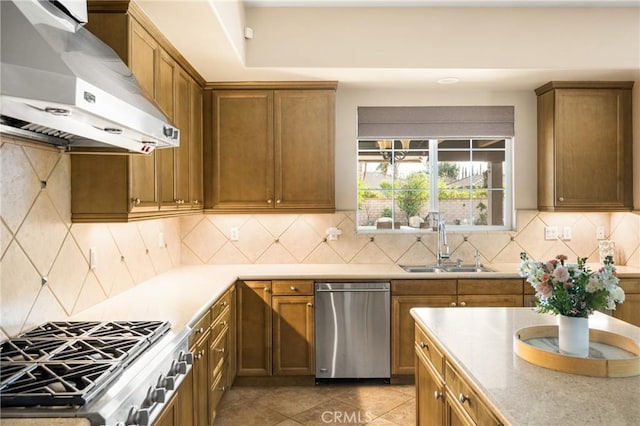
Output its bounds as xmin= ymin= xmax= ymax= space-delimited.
xmin=2 ymin=136 xmax=639 ymax=339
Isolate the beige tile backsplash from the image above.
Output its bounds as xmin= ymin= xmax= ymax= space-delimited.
xmin=2 ymin=136 xmax=640 ymax=338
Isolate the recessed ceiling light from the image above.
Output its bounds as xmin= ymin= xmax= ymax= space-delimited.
xmin=437 ymin=77 xmax=460 ymax=85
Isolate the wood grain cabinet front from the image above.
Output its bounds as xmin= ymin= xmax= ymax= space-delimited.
xmin=536 ymin=81 xmax=633 ymax=212
xmin=415 ymin=324 xmax=502 ymax=426
xmin=71 ymin=1 xmax=203 ymax=222
xmin=236 ymin=280 xmax=315 ymax=377
xmin=205 ymin=83 xmax=336 ymax=213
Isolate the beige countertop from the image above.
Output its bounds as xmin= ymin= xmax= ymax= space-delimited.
xmin=70 ymin=263 xmax=640 ymax=334
xmin=410 ymin=307 xmax=640 ymax=426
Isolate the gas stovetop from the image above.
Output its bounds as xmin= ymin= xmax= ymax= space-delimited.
xmin=0 ymin=321 xmax=171 ymax=408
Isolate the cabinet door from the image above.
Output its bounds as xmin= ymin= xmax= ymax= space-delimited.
xmin=189 ymin=78 xmax=204 ymax=207
xmin=173 ymin=69 xmax=192 ymax=207
xmin=191 ymin=334 xmax=210 ymax=426
xmin=177 ymin=368 xmax=195 ymax=426
xmin=227 ymin=285 xmax=237 ymax=382
xmin=210 ymin=91 xmax=274 ymax=210
xmin=128 ymin=18 xmax=160 ymax=211
xmin=237 ymin=281 xmax=272 ymax=376
xmin=416 ymin=351 xmax=445 ymax=426
xmin=273 ymin=295 xmax=314 ymax=375
xmin=274 ymin=90 xmax=335 ymax=210
xmin=613 ymin=279 xmax=640 ymax=327
xmin=157 ymin=51 xmax=179 ymax=209
xmin=392 ymin=296 xmax=456 ymax=375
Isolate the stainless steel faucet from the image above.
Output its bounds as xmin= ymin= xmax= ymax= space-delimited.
xmin=436 ymin=214 xmax=450 ymax=267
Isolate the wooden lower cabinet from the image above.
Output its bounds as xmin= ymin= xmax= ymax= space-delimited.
xmin=237 ymin=280 xmax=315 ymax=377
xmin=273 ymin=295 xmax=314 ymax=375
xmin=613 ymin=279 xmax=640 ymax=327
xmin=184 ymin=287 xmax=234 ymax=426
xmin=393 ymin=279 xmax=524 ymax=378
xmin=415 ymin=325 xmax=502 ymax=426
xmin=416 ymin=348 xmax=445 ymax=425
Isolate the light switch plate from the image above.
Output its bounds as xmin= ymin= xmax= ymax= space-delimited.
xmin=89 ymin=247 xmax=97 ymax=269
xmin=545 ymin=226 xmax=558 ymax=240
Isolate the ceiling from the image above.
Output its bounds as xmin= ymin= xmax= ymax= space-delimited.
xmin=135 ymin=0 xmax=640 ymax=90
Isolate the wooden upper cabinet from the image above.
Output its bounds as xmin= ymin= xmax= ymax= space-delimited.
xmin=275 ymin=90 xmax=335 ymax=210
xmin=536 ymin=81 xmax=633 ymax=211
xmin=71 ymin=2 xmax=204 ymax=222
xmin=209 ymin=90 xmax=275 ymax=210
xmin=205 ymin=82 xmax=337 ymax=213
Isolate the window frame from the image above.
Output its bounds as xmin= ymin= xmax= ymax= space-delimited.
xmin=356 ymin=137 xmax=514 ymax=233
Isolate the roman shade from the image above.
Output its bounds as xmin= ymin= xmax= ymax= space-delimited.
xmin=357 ymin=106 xmax=515 ymax=138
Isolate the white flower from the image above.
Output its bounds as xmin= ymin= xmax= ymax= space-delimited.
xmin=586 ymin=276 xmax=604 ymax=293
xmin=552 ymin=266 xmax=570 ymax=283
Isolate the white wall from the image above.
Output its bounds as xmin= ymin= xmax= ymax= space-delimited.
xmin=334 ymin=87 xmax=538 ymax=210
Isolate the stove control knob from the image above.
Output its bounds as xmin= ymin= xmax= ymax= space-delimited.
xmin=158 ymin=374 xmax=176 ymax=391
xmin=126 ymin=406 xmax=150 ymax=426
xmin=169 ymin=359 xmax=188 ymax=375
xmin=179 ymin=351 xmax=194 ymax=365
xmin=147 ymin=386 xmax=167 ymax=404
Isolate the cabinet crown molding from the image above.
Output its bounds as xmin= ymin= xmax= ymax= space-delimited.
xmin=534 ymin=81 xmax=634 ymax=95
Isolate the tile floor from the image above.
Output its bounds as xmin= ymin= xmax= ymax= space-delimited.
xmin=214 ymin=383 xmax=416 ymax=425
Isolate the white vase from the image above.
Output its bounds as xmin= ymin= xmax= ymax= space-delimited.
xmin=558 ymin=315 xmax=590 ymax=357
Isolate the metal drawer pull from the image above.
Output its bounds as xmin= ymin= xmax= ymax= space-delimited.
xmin=215 ymin=348 xmax=225 ymax=353
xmin=459 ymin=301 xmax=466 ymax=307
xmin=420 ymin=342 xmax=428 ymax=349
xmin=218 ymin=385 xmax=226 ymax=392
xmin=219 ymin=320 xmax=228 ymax=326
xmin=434 ymin=391 xmax=443 ymax=400
xmin=459 ymin=393 xmax=470 ymax=404
xmin=196 ymin=327 xmax=204 ymax=334
xmin=307 ymin=302 xmax=313 ymax=307
xmin=450 ymin=302 xmax=457 ymax=307
xmin=290 ymin=286 xmax=297 ymax=291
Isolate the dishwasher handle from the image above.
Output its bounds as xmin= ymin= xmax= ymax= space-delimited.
xmin=315 ymin=282 xmax=390 ymax=292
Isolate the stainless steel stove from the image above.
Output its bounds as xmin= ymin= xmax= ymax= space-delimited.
xmin=0 ymin=321 xmax=193 ymax=426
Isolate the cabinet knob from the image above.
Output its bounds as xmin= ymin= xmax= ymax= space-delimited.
xmin=267 ymin=199 xmax=272 ymax=204
xmin=218 ymin=385 xmax=226 ymax=392
xmin=420 ymin=342 xmax=428 ymax=350
xmin=264 ymin=287 xmax=271 ymax=293
xmin=193 ymin=200 xmax=200 ymax=205
xmin=459 ymin=301 xmax=466 ymax=307
xmin=290 ymin=286 xmax=297 ymax=291
xmin=559 ymin=197 xmax=565 ymax=202
xmin=276 ymin=199 xmax=281 ymax=204
xmin=307 ymin=302 xmax=313 ymax=307
xmin=434 ymin=391 xmax=443 ymax=400
xmin=220 ymin=320 xmax=228 ymax=326
xmin=459 ymin=393 xmax=470 ymax=404
xmin=132 ymin=198 xmax=141 ymax=205
xmin=450 ymin=302 xmax=457 ymax=307
xmin=215 ymin=347 xmax=225 ymax=353
xmin=197 ymin=327 xmax=204 ymax=334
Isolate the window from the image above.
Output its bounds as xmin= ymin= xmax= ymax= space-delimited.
xmin=356 ymin=106 xmax=514 ymax=232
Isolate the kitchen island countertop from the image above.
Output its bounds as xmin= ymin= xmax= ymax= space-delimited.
xmin=410 ymin=307 xmax=640 ymax=426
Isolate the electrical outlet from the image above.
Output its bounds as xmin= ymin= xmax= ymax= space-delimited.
xmin=230 ymin=227 xmax=239 ymax=241
xmin=562 ymin=226 xmax=572 ymax=240
xmin=89 ymin=247 xmax=97 ymax=270
xmin=596 ymin=226 xmax=605 ymax=240
xmin=544 ymin=226 xmax=558 ymax=240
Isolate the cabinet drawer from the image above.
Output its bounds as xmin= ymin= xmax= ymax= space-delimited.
xmin=272 ymin=280 xmax=314 ymax=295
xmin=210 ymin=307 xmax=230 ymax=342
xmin=210 ymin=368 xmax=227 ymax=414
xmin=415 ymin=325 xmax=444 ymax=376
xmin=445 ymin=361 xmax=500 ymax=426
xmin=458 ymin=279 xmax=523 ymax=295
xmin=458 ymin=294 xmax=523 ymax=307
xmin=189 ymin=311 xmax=211 ymax=347
xmin=210 ymin=329 xmax=228 ymax=380
xmin=392 ymin=280 xmax=457 ymax=295
xmin=212 ymin=289 xmax=232 ymax=321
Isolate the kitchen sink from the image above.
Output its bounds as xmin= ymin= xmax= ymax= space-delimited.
xmin=401 ymin=265 xmax=494 ymax=273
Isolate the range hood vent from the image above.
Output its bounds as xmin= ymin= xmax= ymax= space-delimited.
xmin=0 ymin=0 xmax=179 ymax=154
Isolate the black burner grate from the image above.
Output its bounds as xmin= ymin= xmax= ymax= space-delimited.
xmin=0 ymin=320 xmax=171 ymax=408
xmin=0 ymin=362 xmax=120 ymax=407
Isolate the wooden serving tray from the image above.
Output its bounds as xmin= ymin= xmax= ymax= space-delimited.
xmin=514 ymin=325 xmax=640 ymax=377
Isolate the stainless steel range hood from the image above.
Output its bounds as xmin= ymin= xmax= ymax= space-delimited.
xmin=0 ymin=0 xmax=179 ymax=154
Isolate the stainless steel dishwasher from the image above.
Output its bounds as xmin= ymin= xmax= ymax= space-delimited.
xmin=314 ymin=282 xmax=390 ymax=380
